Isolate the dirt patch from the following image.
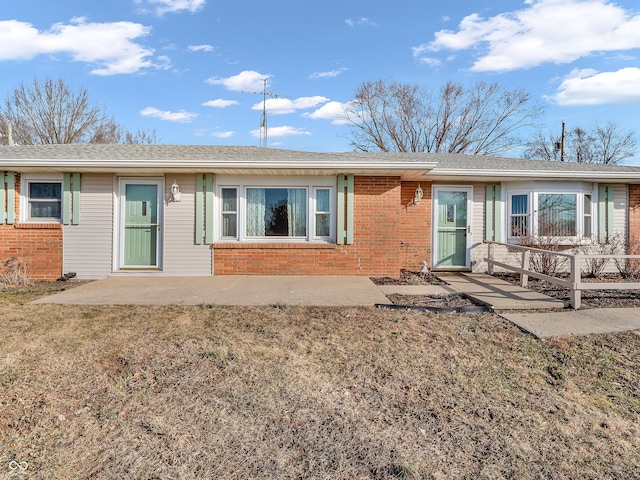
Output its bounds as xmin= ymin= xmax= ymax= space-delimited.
xmin=371 ymin=269 xmax=444 ymax=286
xmin=385 ymin=293 xmax=479 ymax=308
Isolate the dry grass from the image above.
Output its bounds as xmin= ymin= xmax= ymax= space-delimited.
xmin=1 ymin=284 xmax=639 ymax=479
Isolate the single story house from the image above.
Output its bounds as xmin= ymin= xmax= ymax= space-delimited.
xmin=2 ymin=144 xmax=640 ymax=281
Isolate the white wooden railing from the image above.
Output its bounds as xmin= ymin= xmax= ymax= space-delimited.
xmin=485 ymin=241 xmax=640 ymax=309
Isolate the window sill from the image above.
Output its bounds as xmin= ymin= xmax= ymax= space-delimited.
xmin=213 ymin=242 xmax=337 ymax=250
xmin=14 ymin=222 xmax=62 ymax=229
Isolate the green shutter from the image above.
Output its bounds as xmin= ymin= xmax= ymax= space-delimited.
xmin=62 ymin=173 xmax=81 ymax=225
xmin=337 ymin=175 xmax=345 ymax=244
xmin=4 ymin=172 xmax=15 ymax=225
xmin=337 ymin=174 xmax=355 ymax=245
xmin=195 ymin=173 xmax=215 ymax=245
xmin=485 ymin=184 xmax=502 ymax=242
xmin=204 ymin=173 xmax=214 ymax=244
xmin=346 ymin=174 xmax=354 ymax=245
xmin=1 ymin=172 xmax=6 ymax=223
xmin=195 ymin=174 xmax=204 ymax=244
xmin=71 ymin=173 xmax=80 ymax=225
xmin=598 ymin=185 xmax=614 ymax=242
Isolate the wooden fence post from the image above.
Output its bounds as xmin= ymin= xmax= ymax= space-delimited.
xmin=520 ymin=250 xmax=530 ymax=288
xmin=570 ymin=255 xmax=581 ymax=309
xmin=487 ymin=242 xmax=494 ymax=275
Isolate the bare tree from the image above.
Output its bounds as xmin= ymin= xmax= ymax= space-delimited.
xmin=523 ymin=121 xmax=637 ymax=165
xmin=0 ymin=77 xmax=157 ymax=145
xmin=345 ymin=79 xmax=543 ymax=155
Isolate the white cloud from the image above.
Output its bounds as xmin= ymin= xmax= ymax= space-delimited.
xmin=550 ymin=67 xmax=640 ymax=106
xmin=250 ymin=126 xmax=311 ymax=138
xmin=304 ymin=101 xmax=351 ymax=125
xmin=140 ymin=106 xmax=198 ymax=122
xmin=345 ymin=18 xmax=377 ymax=27
xmin=202 ymin=99 xmax=239 ymax=108
xmin=0 ymin=18 xmax=161 ymax=75
xmin=251 ymin=96 xmax=329 ymax=114
xmin=135 ymin=0 xmax=206 ymax=15
xmin=188 ymin=44 xmax=214 ymax=52
xmin=416 ymin=0 xmax=640 ymax=72
xmin=206 ymin=70 xmax=271 ymax=91
xmin=309 ymin=68 xmax=348 ymax=79
xmin=212 ymin=131 xmax=234 ymax=138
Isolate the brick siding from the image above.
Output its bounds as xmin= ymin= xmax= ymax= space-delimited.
xmin=1 ymin=175 xmax=63 ymax=280
xmin=628 ymin=184 xmax=640 ymax=250
xmin=213 ymin=176 xmax=425 ymax=278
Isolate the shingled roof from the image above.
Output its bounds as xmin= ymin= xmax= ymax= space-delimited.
xmin=2 ymin=144 xmax=640 ymax=182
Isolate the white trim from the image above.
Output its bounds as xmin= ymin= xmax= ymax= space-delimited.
xmin=505 ymin=181 xmax=596 ymax=243
xmin=214 ymin=175 xmax=336 ymax=243
xmin=19 ymin=173 xmax=63 ymax=223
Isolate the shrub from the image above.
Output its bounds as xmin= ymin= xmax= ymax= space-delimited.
xmin=0 ymin=257 xmax=32 ymax=286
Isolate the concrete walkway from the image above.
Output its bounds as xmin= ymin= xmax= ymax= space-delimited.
xmin=31 ymin=276 xmax=390 ymax=307
xmin=30 ymin=274 xmax=640 ymax=338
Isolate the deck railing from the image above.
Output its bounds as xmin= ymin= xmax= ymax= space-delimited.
xmin=484 ymin=241 xmax=640 ymax=309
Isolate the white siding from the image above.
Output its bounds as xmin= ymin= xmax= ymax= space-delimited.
xmin=63 ymin=174 xmax=113 ymax=279
xmin=470 ymin=183 xmax=489 ymax=271
xmin=64 ymin=173 xmax=211 ymax=279
xmin=161 ymin=174 xmax=212 ymax=276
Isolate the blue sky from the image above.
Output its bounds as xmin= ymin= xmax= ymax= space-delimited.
xmin=2 ymin=0 xmax=640 ymax=161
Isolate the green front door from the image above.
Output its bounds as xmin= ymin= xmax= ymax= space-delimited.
xmin=123 ymin=183 xmax=160 ymax=268
xmin=434 ymin=187 xmax=471 ymax=269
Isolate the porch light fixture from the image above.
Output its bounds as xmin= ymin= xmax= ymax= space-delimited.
xmin=171 ymin=179 xmax=181 ymax=202
xmin=413 ymin=185 xmax=423 ymax=206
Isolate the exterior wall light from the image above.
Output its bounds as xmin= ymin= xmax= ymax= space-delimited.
xmin=171 ymin=179 xmax=181 ymax=202
xmin=414 ymin=185 xmax=423 ymax=206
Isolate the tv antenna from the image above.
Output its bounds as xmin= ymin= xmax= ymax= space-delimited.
xmin=243 ymin=79 xmax=290 ymax=148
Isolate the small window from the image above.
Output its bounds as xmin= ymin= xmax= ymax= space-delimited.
xmin=583 ymin=194 xmax=592 ymax=238
xmin=315 ymin=188 xmax=331 ymax=237
xmin=510 ymin=194 xmax=529 ymax=237
xmin=28 ymin=182 xmax=62 ymax=220
xmin=221 ymin=188 xmax=238 ymax=238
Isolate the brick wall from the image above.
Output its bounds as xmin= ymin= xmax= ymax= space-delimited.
xmin=213 ymin=176 xmax=413 ymax=278
xmin=1 ymin=174 xmax=63 ymax=281
xmin=399 ymin=181 xmax=431 ymax=271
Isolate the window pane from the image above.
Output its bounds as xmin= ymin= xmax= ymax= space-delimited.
xmin=246 ymin=188 xmax=307 ymax=237
xmin=31 ymin=201 xmax=61 ymax=219
xmin=30 ymin=182 xmax=61 ymax=199
xmin=511 ymin=194 xmax=528 ymax=215
xmin=316 ymin=189 xmax=330 ymax=212
xmin=29 ymin=182 xmax=62 ymax=219
xmin=583 ymin=194 xmax=592 ymax=238
xmin=222 ymin=188 xmax=237 ymax=212
xmin=316 ymin=213 xmax=330 ymax=237
xmin=539 ymin=193 xmax=576 ymax=236
xmin=510 ymin=194 xmax=528 ymax=237
xmin=222 ymin=213 xmax=237 ymax=237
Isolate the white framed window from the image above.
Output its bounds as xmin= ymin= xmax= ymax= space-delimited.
xmin=506 ymin=183 xmax=595 ymax=242
xmin=221 ymin=187 xmax=238 ymax=238
xmin=20 ymin=174 xmax=63 ymax=223
xmin=216 ymin=176 xmax=335 ymax=242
